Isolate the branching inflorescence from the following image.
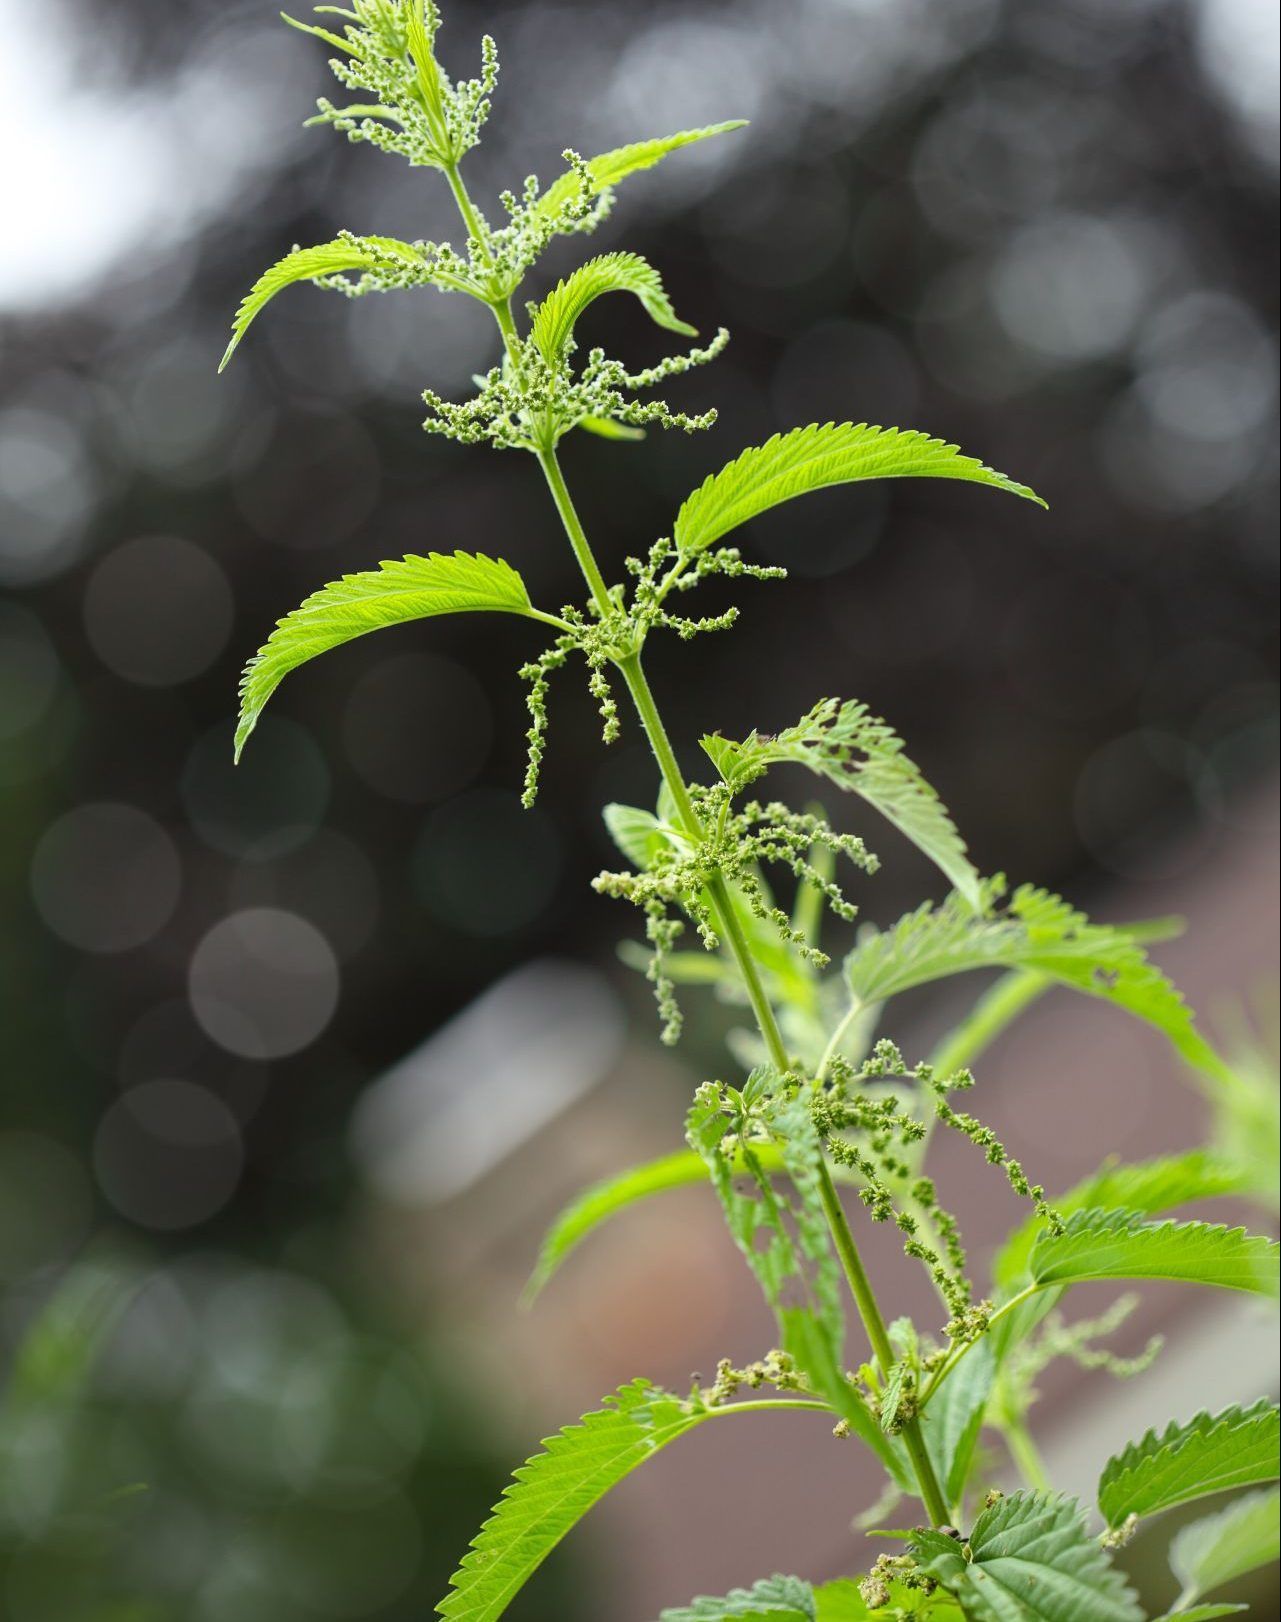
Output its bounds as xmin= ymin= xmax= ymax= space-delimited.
xmin=221 ymin=5 xmax=1281 ymax=1619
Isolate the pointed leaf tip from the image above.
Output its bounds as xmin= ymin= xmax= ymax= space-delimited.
xmin=235 ymin=552 xmax=534 ymax=753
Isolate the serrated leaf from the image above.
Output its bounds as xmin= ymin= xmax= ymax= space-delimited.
xmin=911 ymin=1491 xmax=1142 ymax=1622
xmin=437 ymin=1380 xmax=715 ymax=1620
xmin=674 ymin=422 xmax=1045 ymax=559
xmin=995 ymin=1150 xmax=1251 ymax=1290
xmin=1099 ymin=1401 xmax=1279 ymax=1529
xmin=686 ymin=1084 xmax=843 ymax=1359
xmin=1170 ymin=1488 xmax=1281 ymax=1605
xmin=536 ymin=122 xmax=747 ymax=222
xmin=530 ymin=251 xmax=695 ymax=366
xmin=682 ymin=1084 xmax=916 ymax=1484
xmin=1029 ymin=1212 xmax=1279 ymax=1297
xmin=703 ymin=698 xmax=980 ymax=908
xmin=844 ymin=886 xmax=1233 ymax=1088
xmin=928 ymin=917 xmax=1184 ymax=1077
xmin=220 ymin=235 xmax=427 ymax=369
xmin=235 ymin=551 xmax=534 ymax=759
xmin=658 ymin=1574 xmax=815 ymax=1621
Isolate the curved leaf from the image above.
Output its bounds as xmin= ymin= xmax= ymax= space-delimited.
xmin=524 ymin=1148 xmax=712 ymax=1302
xmin=674 ymin=422 xmax=1045 ymax=558
xmin=911 ymin=1491 xmax=1141 ymax=1622
xmin=995 ymin=1150 xmax=1251 ymax=1290
xmin=602 ymin=802 xmax=672 ymax=869
xmin=530 ymin=251 xmax=695 ymax=365
xmin=844 ymin=886 xmax=1234 ymax=1088
xmin=1099 ymin=1402 xmax=1279 ymax=1529
xmin=1029 ymin=1213 xmax=1279 ymax=1297
xmin=658 ymin=1574 xmax=815 ymax=1621
xmin=436 ymin=1382 xmax=823 ymax=1621
xmin=220 ymin=235 xmax=427 ymax=370
xmin=536 ymin=122 xmax=747 ymax=222
xmin=236 ymin=551 xmax=535 ymax=759
xmin=703 ymin=698 xmax=980 ymax=908
xmin=1170 ymin=1488 xmax=1281 ymax=1606
xmin=928 ymin=917 xmax=1185 ymax=1078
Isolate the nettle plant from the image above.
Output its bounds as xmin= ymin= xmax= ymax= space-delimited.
xmin=222 ymin=5 xmax=1280 ymax=1619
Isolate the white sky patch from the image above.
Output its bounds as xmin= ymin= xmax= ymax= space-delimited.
xmin=0 ymin=1 xmax=311 ymax=313
xmin=1196 ymin=0 xmax=1280 ymax=165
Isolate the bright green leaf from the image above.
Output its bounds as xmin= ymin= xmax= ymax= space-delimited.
xmin=702 ymin=698 xmax=980 ymax=908
xmin=536 ymin=122 xmax=747 ymax=222
xmin=1099 ymin=1401 xmax=1279 ymax=1529
xmin=281 ymin=12 xmax=356 ymax=55
xmin=602 ymin=802 xmax=671 ymax=869
xmin=811 ymin=1581 xmax=869 ymax=1620
xmin=658 ymin=1574 xmax=815 ymax=1621
xmin=579 ymin=414 xmax=647 ymax=441
xmin=674 ymin=422 xmax=1045 ymax=559
xmin=523 ymin=1148 xmax=715 ymax=1302
xmin=236 ymin=551 xmax=535 ymax=759
xmin=844 ymin=886 xmax=1233 ymax=1088
xmin=1170 ymin=1488 xmax=1281 ymax=1606
xmin=220 ymin=235 xmax=427 ymax=369
xmin=1029 ymin=1212 xmax=1279 ymax=1297
xmin=530 ymin=251 xmax=696 ymax=366
xmin=995 ymin=1150 xmax=1251 ymax=1290
xmin=928 ymin=917 xmax=1185 ymax=1078
xmin=911 ymin=1491 xmax=1142 ymax=1622
xmin=437 ymin=1380 xmax=713 ymax=1621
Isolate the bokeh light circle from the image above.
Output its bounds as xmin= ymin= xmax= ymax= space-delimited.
xmin=0 ymin=405 xmax=97 ymax=585
xmin=182 ymin=717 xmax=329 ymax=860
xmin=93 ymin=1080 xmax=244 ymax=1230
xmin=227 ymin=828 xmax=381 ymax=961
xmin=341 ymin=651 xmax=492 ymax=804
xmin=30 ymin=802 xmax=181 ymax=952
xmin=84 ymin=534 xmax=234 ymax=686
xmin=188 ymin=907 xmax=339 ymax=1059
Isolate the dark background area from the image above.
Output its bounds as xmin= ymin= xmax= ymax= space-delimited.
xmin=1 ymin=0 xmax=1277 ymax=1617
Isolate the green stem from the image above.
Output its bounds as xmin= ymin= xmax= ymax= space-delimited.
xmin=535 ymin=448 xmax=617 ymax=623
xmin=816 ymin=1158 xmax=951 ymax=1527
xmin=707 ymin=1398 xmax=833 ymax=1419
xmin=436 ymin=153 xmax=949 ymax=1527
xmin=538 ymin=443 xmax=949 ymax=1525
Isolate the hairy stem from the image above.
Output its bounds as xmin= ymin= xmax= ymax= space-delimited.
xmin=439 ymin=154 xmax=949 ymax=1527
xmin=540 ymin=446 xmax=949 ymax=1525
xmin=816 ymin=1158 xmax=951 ymax=1526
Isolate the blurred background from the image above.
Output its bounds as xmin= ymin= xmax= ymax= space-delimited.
xmin=1 ymin=0 xmax=1277 ymax=1617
